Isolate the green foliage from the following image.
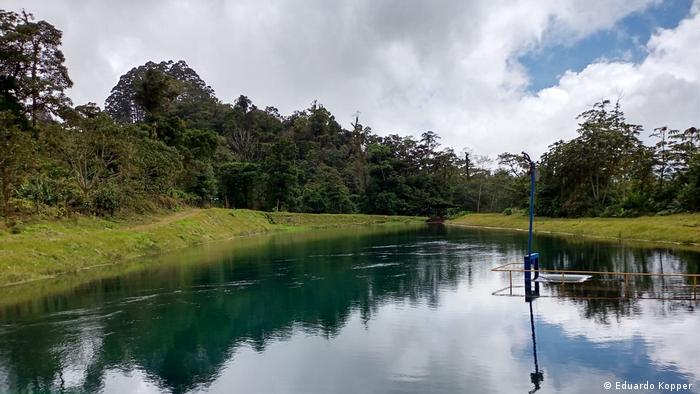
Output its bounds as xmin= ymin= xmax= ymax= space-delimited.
xmin=0 ymin=10 xmax=72 ymax=126
xmin=538 ymin=100 xmax=650 ymax=217
xmin=133 ymin=68 xmax=181 ymax=125
xmin=301 ymin=166 xmax=355 ymax=213
xmin=536 ymin=102 xmax=698 ymax=217
xmin=17 ymin=175 xmax=57 ymax=212
xmin=678 ymin=152 xmax=700 ymax=211
xmin=131 ymin=137 xmax=182 ymax=197
xmin=1 ymin=8 xmax=699 ymax=220
xmin=0 ymin=111 xmax=34 ymax=216
xmin=91 ymin=183 xmax=118 ymax=215
xmin=218 ymin=161 xmax=262 ymax=209
xmin=264 ymin=136 xmax=299 ymax=211
xmin=105 ymin=60 xmax=215 ymax=124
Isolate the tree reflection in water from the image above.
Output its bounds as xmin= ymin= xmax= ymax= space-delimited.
xmin=0 ymin=225 xmax=697 ymax=393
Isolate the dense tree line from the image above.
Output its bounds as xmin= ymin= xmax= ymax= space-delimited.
xmin=1 ymin=9 xmax=698 ymax=221
xmin=537 ymin=101 xmax=699 ymax=217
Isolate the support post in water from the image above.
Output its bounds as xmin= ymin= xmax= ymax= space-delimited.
xmin=522 ymin=152 xmax=539 ymax=298
xmin=525 ymin=253 xmax=540 ymax=297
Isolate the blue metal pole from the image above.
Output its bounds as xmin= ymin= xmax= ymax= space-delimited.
xmin=522 ymin=152 xmax=537 ymax=293
xmin=528 ymin=159 xmax=535 ymax=258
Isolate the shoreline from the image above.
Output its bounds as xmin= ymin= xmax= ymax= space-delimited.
xmin=3 ymin=210 xmax=698 ymax=298
xmin=447 ymin=222 xmax=700 ymax=249
xmin=0 ymin=209 xmax=425 ymax=288
xmin=447 ymin=213 xmax=700 ymax=249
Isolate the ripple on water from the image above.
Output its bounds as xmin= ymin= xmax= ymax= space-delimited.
xmin=352 ymin=262 xmax=401 ymax=270
xmin=191 ymin=280 xmax=258 ymax=289
xmin=121 ymin=294 xmax=159 ymax=304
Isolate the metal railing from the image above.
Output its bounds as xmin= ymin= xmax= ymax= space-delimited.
xmin=491 ymin=262 xmax=700 ymax=300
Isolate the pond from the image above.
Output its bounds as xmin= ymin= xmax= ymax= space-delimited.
xmin=0 ymin=225 xmax=699 ymax=393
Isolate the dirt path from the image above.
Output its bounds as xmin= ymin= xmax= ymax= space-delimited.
xmin=129 ymin=209 xmax=201 ymax=231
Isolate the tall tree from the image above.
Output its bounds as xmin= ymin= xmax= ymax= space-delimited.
xmin=264 ymin=136 xmax=299 ymax=211
xmin=0 ymin=9 xmax=72 ymax=126
xmin=651 ymin=126 xmax=672 ymax=183
xmin=668 ymin=127 xmax=699 ymax=173
xmin=538 ymin=100 xmax=648 ymax=216
xmin=105 ymin=60 xmax=215 ymax=124
xmin=576 ymin=100 xmax=643 ymax=205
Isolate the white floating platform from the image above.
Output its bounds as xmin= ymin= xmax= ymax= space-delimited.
xmin=534 ymin=274 xmax=592 ymax=283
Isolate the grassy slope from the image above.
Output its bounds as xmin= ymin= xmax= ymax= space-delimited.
xmin=448 ymin=213 xmax=700 ymax=245
xmin=0 ymin=209 xmax=423 ymax=286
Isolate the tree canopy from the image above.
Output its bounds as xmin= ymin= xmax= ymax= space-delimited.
xmin=0 ymin=9 xmax=72 ymax=126
xmin=1 ymin=8 xmax=698 ymax=220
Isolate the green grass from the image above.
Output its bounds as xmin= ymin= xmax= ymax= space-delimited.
xmin=0 ymin=209 xmax=424 ymax=286
xmin=448 ymin=213 xmax=700 ymax=246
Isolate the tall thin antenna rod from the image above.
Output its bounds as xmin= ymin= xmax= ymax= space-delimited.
xmin=522 ymin=152 xmax=535 ymax=258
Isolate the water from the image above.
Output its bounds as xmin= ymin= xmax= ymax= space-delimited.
xmin=0 ymin=225 xmax=699 ymax=393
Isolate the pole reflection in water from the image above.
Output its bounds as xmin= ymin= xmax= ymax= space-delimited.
xmin=528 ymin=300 xmax=543 ymax=394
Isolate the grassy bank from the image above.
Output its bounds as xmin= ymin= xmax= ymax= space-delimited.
xmin=0 ymin=209 xmax=423 ymax=286
xmin=448 ymin=213 xmax=700 ymax=246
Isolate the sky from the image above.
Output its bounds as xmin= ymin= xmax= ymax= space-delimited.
xmin=5 ymin=0 xmax=700 ymax=159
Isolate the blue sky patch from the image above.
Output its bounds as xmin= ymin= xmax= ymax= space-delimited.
xmin=516 ymin=318 xmax=695 ymax=392
xmin=519 ymin=0 xmax=694 ymax=92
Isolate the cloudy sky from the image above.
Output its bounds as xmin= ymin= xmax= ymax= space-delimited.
xmin=5 ymin=0 xmax=700 ymax=158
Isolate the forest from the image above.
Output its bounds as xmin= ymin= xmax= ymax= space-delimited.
xmin=1 ymin=9 xmax=699 ymax=221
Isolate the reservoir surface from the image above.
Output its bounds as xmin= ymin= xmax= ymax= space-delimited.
xmin=0 ymin=225 xmax=698 ymax=393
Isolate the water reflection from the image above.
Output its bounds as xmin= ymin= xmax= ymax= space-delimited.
xmin=528 ymin=301 xmax=544 ymax=394
xmin=0 ymin=225 xmax=698 ymax=393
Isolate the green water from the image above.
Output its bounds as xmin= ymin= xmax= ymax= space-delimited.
xmin=0 ymin=225 xmax=699 ymax=393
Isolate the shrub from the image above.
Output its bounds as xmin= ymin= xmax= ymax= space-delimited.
xmin=92 ymin=185 xmax=118 ymax=216
xmin=446 ymin=209 xmax=469 ymax=219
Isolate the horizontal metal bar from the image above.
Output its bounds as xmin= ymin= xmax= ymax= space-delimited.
xmin=491 ymin=261 xmax=517 ymax=271
xmin=492 ymin=293 xmax=700 ymax=301
xmin=492 ymin=262 xmax=699 ymax=278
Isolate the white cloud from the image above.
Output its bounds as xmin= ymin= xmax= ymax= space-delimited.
xmin=4 ymin=0 xmax=697 ymax=159
xmin=503 ymin=5 xmax=700 ymax=158
xmin=536 ymin=297 xmax=700 ymax=383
